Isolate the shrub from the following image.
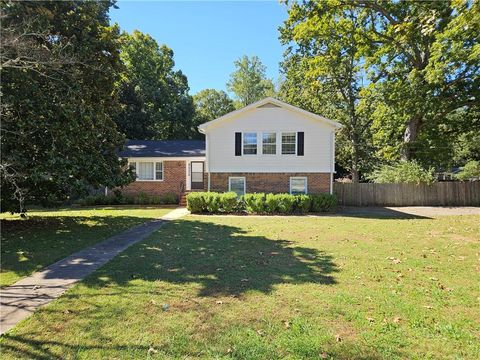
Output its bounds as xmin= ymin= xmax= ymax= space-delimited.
xmin=135 ymin=192 xmax=149 ymax=205
xmin=186 ymin=191 xmax=337 ymax=214
xmin=77 ymin=192 xmax=180 ymax=207
xmin=368 ymin=160 xmax=434 ymax=185
xmin=456 ymin=160 xmax=480 ymax=181
xmin=243 ymin=193 xmax=266 ymax=213
xmin=204 ymin=192 xmax=221 ymax=213
xmin=295 ymin=194 xmax=311 ymax=214
xmin=219 ymin=192 xmax=239 ymax=213
xmin=186 ymin=192 xmax=207 ymax=213
xmin=265 ymin=193 xmax=296 ymax=214
xmin=161 ymin=192 xmax=178 ymax=205
xmin=310 ymin=194 xmax=337 ymax=212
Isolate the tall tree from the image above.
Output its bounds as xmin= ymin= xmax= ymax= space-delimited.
xmin=115 ymin=30 xmax=195 ymax=140
xmin=192 ymin=89 xmax=235 ymax=137
xmin=280 ymin=7 xmax=375 ymax=181
xmin=1 ymin=0 xmax=132 ymax=213
xmin=281 ymin=0 xmax=479 ymax=165
xmin=227 ymin=55 xmax=275 ymax=107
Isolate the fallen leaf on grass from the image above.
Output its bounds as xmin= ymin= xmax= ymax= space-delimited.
xmin=149 ymin=299 xmax=157 ymax=305
xmin=393 ymin=316 xmax=401 ymax=323
xmin=257 ymin=329 xmax=265 ymax=336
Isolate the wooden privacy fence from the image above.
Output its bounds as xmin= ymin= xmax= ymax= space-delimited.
xmin=333 ymin=182 xmax=480 ymax=207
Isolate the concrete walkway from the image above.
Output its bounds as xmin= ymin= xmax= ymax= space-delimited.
xmin=0 ymin=207 xmax=189 ymax=335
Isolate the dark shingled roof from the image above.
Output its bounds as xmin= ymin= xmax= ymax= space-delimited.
xmin=119 ymin=140 xmax=205 ymax=158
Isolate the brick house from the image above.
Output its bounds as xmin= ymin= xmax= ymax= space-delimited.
xmin=118 ymin=97 xmax=342 ymax=201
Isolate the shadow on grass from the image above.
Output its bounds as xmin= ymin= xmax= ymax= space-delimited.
xmin=336 ymin=206 xmax=431 ymax=219
xmin=0 ymin=220 xmax=403 ymax=359
xmin=81 ymin=219 xmax=339 ymax=297
xmin=0 ymin=215 xmax=155 ymax=286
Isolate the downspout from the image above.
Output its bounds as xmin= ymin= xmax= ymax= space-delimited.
xmin=206 ymin=132 xmax=211 ymax=192
xmin=330 ymin=130 xmax=335 ymax=195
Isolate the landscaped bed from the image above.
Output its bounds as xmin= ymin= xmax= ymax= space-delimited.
xmin=0 ymin=207 xmax=173 ymax=287
xmin=1 ymin=213 xmax=478 ymax=359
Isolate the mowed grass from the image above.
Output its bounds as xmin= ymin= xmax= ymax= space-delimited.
xmin=1 ymin=213 xmax=479 ymax=359
xmin=0 ymin=207 xmax=173 ymax=287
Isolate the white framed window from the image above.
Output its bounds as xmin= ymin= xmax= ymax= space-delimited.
xmin=290 ymin=177 xmax=307 ymax=195
xmin=282 ymin=132 xmax=296 ymax=155
xmin=155 ymin=162 xmax=163 ymax=180
xmin=129 ymin=161 xmax=164 ymax=181
xmin=262 ymin=132 xmax=276 ymax=154
xmin=243 ymin=132 xmax=257 ymax=155
xmin=229 ymin=177 xmax=246 ymax=196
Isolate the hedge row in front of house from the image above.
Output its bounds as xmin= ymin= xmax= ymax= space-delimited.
xmin=186 ymin=192 xmax=337 ymax=214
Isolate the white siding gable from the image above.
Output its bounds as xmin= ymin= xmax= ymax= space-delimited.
xmin=204 ymin=103 xmax=336 ymax=173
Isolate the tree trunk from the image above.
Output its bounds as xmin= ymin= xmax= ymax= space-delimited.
xmin=402 ymin=116 xmax=422 ymax=160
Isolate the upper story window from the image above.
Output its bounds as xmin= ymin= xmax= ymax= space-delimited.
xmin=262 ymin=132 xmax=276 ymax=154
xmin=243 ymin=132 xmax=257 ymax=155
xmin=282 ymin=132 xmax=296 ymax=154
xmin=129 ymin=161 xmax=163 ymax=181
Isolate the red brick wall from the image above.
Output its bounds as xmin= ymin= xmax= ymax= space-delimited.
xmin=119 ymin=160 xmax=186 ymax=197
xmin=207 ymin=172 xmax=330 ymax=194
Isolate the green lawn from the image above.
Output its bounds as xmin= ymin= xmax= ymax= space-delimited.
xmin=1 ymin=213 xmax=479 ymax=359
xmin=0 ymin=207 xmax=173 ymax=287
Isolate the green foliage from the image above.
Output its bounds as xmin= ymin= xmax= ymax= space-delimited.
xmin=265 ymin=194 xmax=296 ymax=214
xmin=368 ymin=161 xmax=435 ymax=185
xmin=185 ymin=192 xmax=207 ymax=213
xmin=218 ymin=192 xmax=239 ymax=213
xmin=192 ymin=89 xmax=235 ymax=137
xmin=115 ymin=30 xmax=195 ymax=140
xmin=187 ymin=192 xmax=336 ymax=214
xmin=1 ymin=0 xmax=133 ymax=214
xmin=227 ymin=55 xmax=275 ymax=106
xmin=77 ymin=192 xmax=178 ymax=207
xmin=243 ymin=193 xmax=266 ymax=213
xmin=456 ymin=161 xmax=480 ymax=181
xmin=280 ymin=0 xmax=480 ymax=169
xmin=295 ymin=194 xmax=311 ymax=214
xmin=310 ymin=194 xmax=337 ymax=213
xmin=204 ymin=192 xmax=221 ymax=213
xmin=280 ymin=7 xmax=375 ymax=181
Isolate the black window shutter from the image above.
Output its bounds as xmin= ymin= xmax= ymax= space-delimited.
xmin=235 ymin=132 xmax=242 ymax=156
xmin=297 ymin=132 xmax=304 ymax=156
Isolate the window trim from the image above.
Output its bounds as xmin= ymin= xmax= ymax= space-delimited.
xmin=281 ymin=132 xmax=297 ymax=155
xmin=289 ymin=177 xmax=308 ymax=195
xmin=129 ymin=160 xmax=164 ymax=182
xmin=228 ymin=176 xmax=246 ymax=196
xmin=242 ymin=132 xmax=258 ymax=155
xmin=261 ymin=132 xmax=277 ymax=155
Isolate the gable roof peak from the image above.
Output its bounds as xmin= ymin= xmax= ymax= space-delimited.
xmin=198 ymin=97 xmax=342 ymax=133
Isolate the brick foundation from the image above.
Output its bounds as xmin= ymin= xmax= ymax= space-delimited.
xmin=118 ymin=160 xmax=186 ymax=197
xmin=207 ymin=172 xmax=331 ymax=194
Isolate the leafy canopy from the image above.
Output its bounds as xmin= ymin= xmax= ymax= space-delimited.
xmin=227 ymin=55 xmax=275 ymax=107
xmin=115 ymin=30 xmax=195 ymax=140
xmin=280 ymin=0 xmax=479 ymax=172
xmin=192 ymin=89 xmax=235 ymax=137
xmin=368 ymin=161 xmax=435 ymax=185
xmin=1 ymin=0 xmax=133 ymax=213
